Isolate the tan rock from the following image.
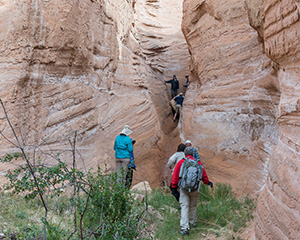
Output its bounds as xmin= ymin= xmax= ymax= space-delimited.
xmin=181 ymin=0 xmax=279 ymax=194
xmin=131 ymin=181 xmax=152 ymax=193
xmin=247 ymin=0 xmax=300 ymax=239
xmin=0 ymin=0 xmax=189 ymax=188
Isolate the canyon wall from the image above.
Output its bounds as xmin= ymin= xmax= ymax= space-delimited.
xmin=182 ymin=0 xmax=300 ymax=238
xmin=246 ymin=0 xmax=300 ymax=239
xmin=0 ymin=0 xmax=189 ymax=186
xmin=1 ymin=0 xmax=299 ymax=237
xmin=181 ymin=0 xmax=280 ymax=194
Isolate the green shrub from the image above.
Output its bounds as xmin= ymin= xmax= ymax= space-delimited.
xmin=83 ymin=168 xmax=142 ymax=239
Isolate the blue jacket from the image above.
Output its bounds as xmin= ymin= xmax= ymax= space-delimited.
xmin=193 ymin=147 xmax=200 ymax=161
xmin=114 ymin=134 xmax=133 ymax=159
xmin=174 ymin=95 xmax=184 ymax=105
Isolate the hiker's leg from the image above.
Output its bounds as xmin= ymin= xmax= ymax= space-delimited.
xmin=179 ymin=189 xmax=190 ymax=230
xmin=171 ymin=89 xmax=175 ymax=98
xmin=125 ymin=168 xmax=133 ymax=188
xmin=173 ymin=112 xmax=177 ymax=121
xmin=116 ymin=158 xmax=122 ymax=175
xmin=174 ymin=89 xmax=178 ymax=96
xmin=116 ymin=158 xmax=130 ymax=181
xmin=173 ymin=105 xmax=179 ymax=121
xmin=189 ymin=191 xmax=199 ymax=226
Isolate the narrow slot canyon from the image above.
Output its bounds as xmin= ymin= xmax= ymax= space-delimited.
xmin=0 ymin=0 xmax=300 ymax=239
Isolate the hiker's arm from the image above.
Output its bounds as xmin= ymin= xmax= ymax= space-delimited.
xmin=201 ymin=168 xmax=209 ymax=185
xmin=171 ymin=160 xmax=183 ymax=188
xmin=167 ymin=153 xmax=176 ymax=169
xmin=165 ymin=80 xmax=171 ymax=83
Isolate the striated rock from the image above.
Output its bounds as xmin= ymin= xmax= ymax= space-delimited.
xmin=247 ymin=0 xmax=300 ymax=239
xmin=181 ymin=0 xmax=280 ymax=194
xmin=0 ymin=0 xmax=189 ymax=187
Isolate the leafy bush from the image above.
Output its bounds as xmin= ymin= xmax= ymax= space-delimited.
xmin=83 ymin=168 xmax=142 ymax=239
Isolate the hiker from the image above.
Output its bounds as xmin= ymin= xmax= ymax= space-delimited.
xmin=173 ymin=93 xmax=184 ymax=121
xmin=185 ymin=140 xmax=200 ymax=161
xmin=183 ymin=74 xmax=190 ymax=87
xmin=165 ymin=75 xmax=179 ymax=98
xmin=125 ymin=139 xmax=136 ymax=188
xmin=167 ymin=143 xmax=186 ymax=201
xmin=113 ymin=125 xmax=133 ymax=181
xmin=171 ymin=147 xmax=213 ymax=235
xmin=167 ymin=143 xmax=186 ymax=172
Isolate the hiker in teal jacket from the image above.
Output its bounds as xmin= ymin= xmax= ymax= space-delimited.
xmin=185 ymin=140 xmax=200 ymax=161
xmin=114 ymin=125 xmax=134 ymax=178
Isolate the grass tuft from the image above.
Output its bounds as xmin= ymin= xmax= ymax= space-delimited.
xmin=148 ymin=183 xmax=255 ymax=240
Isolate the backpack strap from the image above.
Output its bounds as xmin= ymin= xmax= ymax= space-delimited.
xmin=178 ymin=157 xmax=187 ymax=178
xmin=197 ymin=165 xmax=203 ymax=192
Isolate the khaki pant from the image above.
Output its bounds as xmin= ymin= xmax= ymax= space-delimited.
xmin=175 ymin=104 xmax=182 ymax=113
xmin=116 ymin=158 xmax=130 ymax=176
xmin=179 ymin=189 xmax=199 ymax=230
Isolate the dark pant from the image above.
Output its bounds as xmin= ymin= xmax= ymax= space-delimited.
xmin=125 ymin=168 xmax=134 ymax=188
xmin=170 ymin=185 xmax=180 ymax=202
xmin=171 ymin=88 xmax=178 ymax=98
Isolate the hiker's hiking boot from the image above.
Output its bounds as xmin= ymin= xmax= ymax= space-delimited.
xmin=178 ymin=229 xmax=189 ymax=235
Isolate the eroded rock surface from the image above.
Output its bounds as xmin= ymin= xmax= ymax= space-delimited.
xmin=247 ymin=0 xmax=300 ymax=239
xmin=181 ymin=0 xmax=280 ymax=194
xmin=0 ymin=0 xmax=189 ymax=187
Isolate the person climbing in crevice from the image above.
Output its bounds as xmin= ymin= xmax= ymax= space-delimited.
xmin=167 ymin=143 xmax=186 ymax=201
xmin=183 ymin=74 xmax=190 ymax=87
xmin=125 ymin=139 xmax=136 ymax=188
xmin=165 ymin=75 xmax=179 ymax=98
xmin=173 ymin=92 xmax=184 ymax=122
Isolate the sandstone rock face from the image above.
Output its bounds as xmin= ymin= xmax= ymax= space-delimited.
xmin=181 ymin=0 xmax=280 ymax=194
xmin=247 ymin=0 xmax=300 ymax=239
xmin=0 ymin=0 xmax=189 ymax=187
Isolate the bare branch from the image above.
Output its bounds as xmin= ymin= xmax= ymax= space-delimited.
xmin=0 ymin=98 xmax=48 ymax=240
xmin=0 ymin=130 xmax=18 ymax=148
xmin=80 ymin=184 xmax=93 ymax=239
xmin=71 ymin=131 xmax=78 ymax=237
